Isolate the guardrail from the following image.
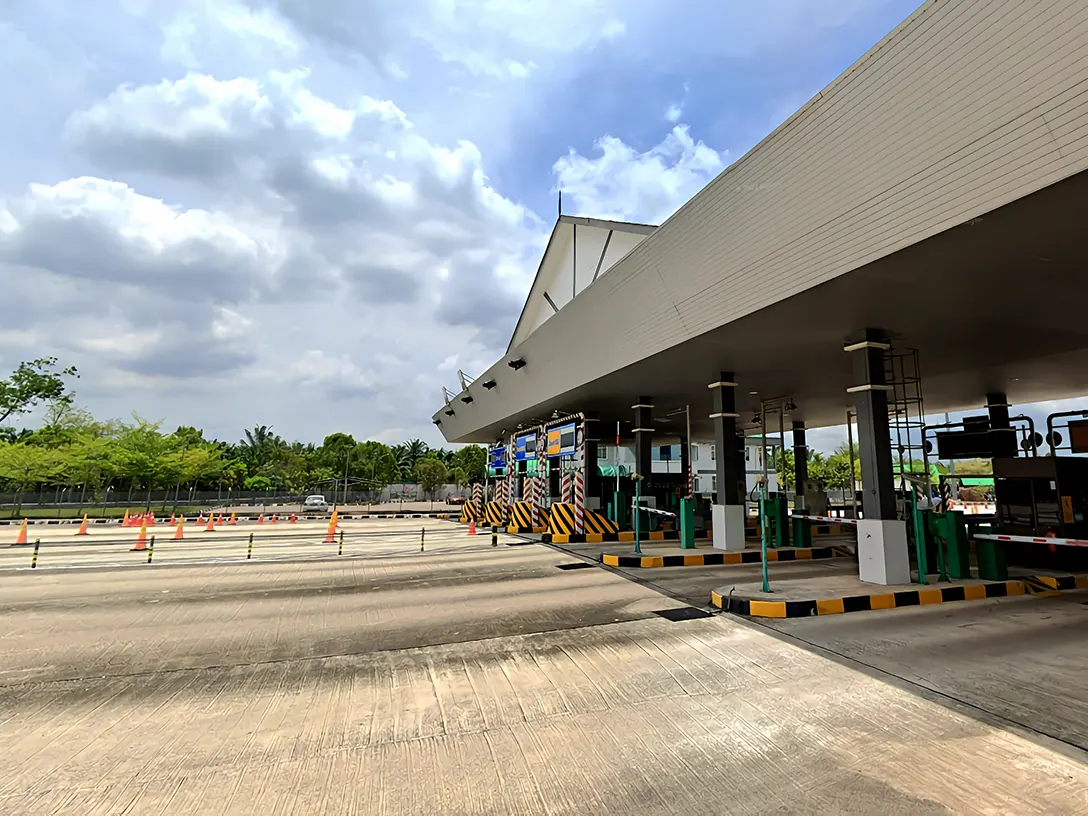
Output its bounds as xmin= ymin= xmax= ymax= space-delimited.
xmin=975 ymin=532 xmax=1088 ymax=549
xmin=4 ymin=522 xmax=492 ymax=571
xmin=790 ymin=514 xmax=858 ymax=526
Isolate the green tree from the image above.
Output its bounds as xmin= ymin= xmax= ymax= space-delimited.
xmin=0 ymin=442 xmax=66 ymax=514
xmin=244 ymin=475 xmax=274 ymax=491
xmin=415 ymin=457 xmax=447 ymax=500
xmin=451 ymin=445 xmax=487 ymax=484
xmin=353 ymin=441 xmax=398 ymax=493
xmin=0 ymin=357 xmax=79 ymax=426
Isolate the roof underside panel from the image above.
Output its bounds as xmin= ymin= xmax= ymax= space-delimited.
xmin=438 ymin=0 xmax=1088 ymax=443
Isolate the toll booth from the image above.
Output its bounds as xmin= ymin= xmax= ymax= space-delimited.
xmin=993 ymin=456 xmax=1088 ymax=572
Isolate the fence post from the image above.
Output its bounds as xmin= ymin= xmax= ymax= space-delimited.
xmin=338 ymin=529 xmax=344 ymax=556
xmin=247 ymin=532 xmax=254 ymax=560
xmin=491 ymin=525 xmax=498 ymax=547
xmin=147 ymin=535 xmax=155 ymax=564
xmin=420 ymin=527 xmax=425 ymax=552
xmin=30 ymin=538 xmax=40 ymax=569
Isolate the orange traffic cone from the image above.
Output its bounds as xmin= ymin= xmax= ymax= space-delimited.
xmin=197 ymin=514 xmax=205 ymax=526
xmin=121 ymin=509 xmax=131 ymax=527
xmin=288 ymin=514 xmax=297 ymax=523
xmin=76 ymin=514 xmax=89 ymax=536
xmin=169 ymin=513 xmax=176 ymax=525
xmin=270 ymin=514 xmax=278 ymax=524
xmin=173 ymin=519 xmax=184 ymax=540
xmin=131 ymin=522 xmax=148 ymax=551
xmin=228 ymin=513 xmax=237 ymax=525
xmin=13 ymin=518 xmax=28 ymax=546
xmin=145 ymin=513 xmax=155 ymax=526
xmin=323 ymin=510 xmax=339 ymax=543
xmin=204 ymin=514 xmax=216 ymax=532
xmin=216 ymin=514 xmax=224 ymax=525
xmin=257 ymin=514 xmax=264 ymax=525
xmin=467 ymin=520 xmax=477 ymax=536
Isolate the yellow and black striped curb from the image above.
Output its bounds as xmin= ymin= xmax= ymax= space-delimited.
xmin=484 ymin=501 xmax=507 ymax=527
xmin=711 ymin=575 xmax=1088 ymax=618
xmin=507 ymin=525 xmax=548 ymax=534
xmin=545 ymin=503 xmax=620 ymax=536
xmin=602 ymin=545 xmax=853 ymax=569
xmin=543 ymin=530 xmax=712 ymax=545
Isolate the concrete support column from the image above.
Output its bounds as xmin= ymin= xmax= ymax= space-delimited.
xmin=584 ymin=414 xmax=601 ymax=511
xmin=792 ymin=422 xmax=808 ymax=508
xmin=846 ymin=331 xmax=909 ymax=584
xmin=792 ymin=421 xmax=812 ymax=548
xmin=710 ymin=373 xmax=745 ymax=552
xmin=633 ymin=397 xmax=654 ymax=483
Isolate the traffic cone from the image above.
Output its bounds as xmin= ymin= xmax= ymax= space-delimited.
xmin=121 ymin=509 xmax=131 ymax=527
xmin=76 ymin=514 xmax=89 ymax=536
xmin=257 ymin=514 xmax=264 ymax=525
xmin=270 ymin=514 xmax=278 ymax=524
xmin=145 ymin=513 xmax=155 ymax=526
xmin=204 ymin=514 xmax=216 ymax=532
xmin=13 ymin=518 xmax=28 ymax=546
xmin=216 ymin=514 xmax=224 ymax=525
xmin=169 ymin=513 xmax=176 ymax=525
xmin=228 ymin=513 xmax=237 ymax=525
xmin=173 ymin=519 xmax=184 ymax=540
xmin=197 ymin=514 xmax=205 ymax=526
xmin=289 ymin=514 xmax=297 ymax=523
xmin=467 ymin=520 xmax=476 ymax=536
xmin=131 ymin=522 xmax=148 ymax=551
xmin=323 ymin=510 xmax=339 ymax=543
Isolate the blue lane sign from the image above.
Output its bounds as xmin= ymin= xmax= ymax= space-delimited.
xmin=489 ymin=446 xmax=507 ymax=470
xmin=515 ymin=432 xmax=537 ymax=461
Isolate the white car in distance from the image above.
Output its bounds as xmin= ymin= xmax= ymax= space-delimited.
xmin=302 ymin=494 xmax=329 ymax=512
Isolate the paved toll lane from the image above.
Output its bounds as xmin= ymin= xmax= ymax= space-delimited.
xmin=0 ymin=542 xmax=1086 ymax=813
xmin=764 ymin=589 xmax=1088 ymax=751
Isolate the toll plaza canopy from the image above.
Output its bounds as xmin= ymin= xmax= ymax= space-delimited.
xmin=435 ymin=0 xmax=1088 ymax=445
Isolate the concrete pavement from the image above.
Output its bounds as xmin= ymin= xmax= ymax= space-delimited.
xmin=0 ymin=521 xmax=1085 ymax=814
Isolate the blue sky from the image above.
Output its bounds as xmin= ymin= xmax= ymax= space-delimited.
xmin=3 ymin=0 xmax=1081 ymax=452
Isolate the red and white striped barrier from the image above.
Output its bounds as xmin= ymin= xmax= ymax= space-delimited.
xmin=573 ymin=470 xmax=585 ymax=534
xmin=791 ymin=514 xmax=858 ymax=526
xmin=976 ymin=533 xmax=1088 ymax=549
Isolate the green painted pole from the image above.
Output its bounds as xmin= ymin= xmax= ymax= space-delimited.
xmin=679 ymin=498 xmax=695 ymax=549
xmin=911 ymin=490 xmax=928 ymax=585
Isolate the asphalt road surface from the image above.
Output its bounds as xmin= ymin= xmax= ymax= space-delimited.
xmin=0 ymin=520 xmax=1085 ymax=814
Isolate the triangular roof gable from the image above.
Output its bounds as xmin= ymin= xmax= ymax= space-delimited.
xmin=507 ymin=215 xmax=656 ymax=351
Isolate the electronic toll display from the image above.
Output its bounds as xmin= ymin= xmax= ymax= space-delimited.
xmin=488 ymin=445 xmax=507 ymax=474
xmin=546 ymin=422 xmax=577 ymax=458
xmin=515 ymin=432 xmax=537 ymax=461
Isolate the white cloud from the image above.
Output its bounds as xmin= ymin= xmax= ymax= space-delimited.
xmin=553 ymin=125 xmax=728 ymax=224
xmin=664 ymin=103 xmax=683 ymax=123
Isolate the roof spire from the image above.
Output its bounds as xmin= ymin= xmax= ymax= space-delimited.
xmin=558 ymin=190 xmax=562 ymax=217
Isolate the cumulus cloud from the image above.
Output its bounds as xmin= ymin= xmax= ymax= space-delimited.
xmin=553 ymin=125 xmax=728 ymax=224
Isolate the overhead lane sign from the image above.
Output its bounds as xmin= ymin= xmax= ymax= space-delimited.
xmin=546 ymin=422 xmax=577 ymax=457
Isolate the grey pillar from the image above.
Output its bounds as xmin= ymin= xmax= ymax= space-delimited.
xmin=849 ymin=333 xmax=896 ymax=521
xmin=584 ymin=414 xmax=601 ymax=508
xmin=633 ymin=397 xmax=653 ymax=482
xmin=846 ymin=330 xmax=909 ymax=584
xmin=792 ymin=421 xmax=808 ymax=507
xmin=710 ymin=373 xmax=745 ymax=551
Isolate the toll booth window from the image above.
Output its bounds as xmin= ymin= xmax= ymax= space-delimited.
xmin=560 ymin=428 xmax=575 ymax=450
xmin=691 ymin=446 xmax=698 ymax=462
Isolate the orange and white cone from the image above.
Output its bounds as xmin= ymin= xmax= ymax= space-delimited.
xmin=131 ymin=522 xmax=149 ymax=552
xmin=228 ymin=513 xmax=237 ymax=526
xmin=467 ymin=520 xmax=476 ymax=536
xmin=169 ymin=513 xmax=176 ymax=525
xmin=76 ymin=514 xmax=89 ymax=536
xmin=197 ymin=514 xmax=205 ymax=526
xmin=121 ymin=509 xmax=131 ymax=527
xmin=257 ymin=514 xmax=264 ymax=525
xmin=288 ymin=514 xmax=297 ymax=523
xmin=323 ymin=510 xmax=339 ymax=543
xmin=216 ymin=514 xmax=224 ymax=525
xmin=14 ymin=518 xmax=28 ymax=546
xmin=204 ymin=514 xmax=216 ymax=532
xmin=173 ymin=519 xmax=184 ymax=540
xmin=270 ymin=514 xmax=278 ymax=524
